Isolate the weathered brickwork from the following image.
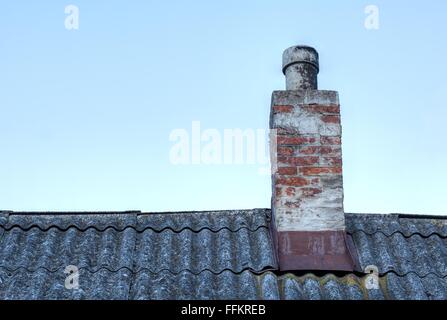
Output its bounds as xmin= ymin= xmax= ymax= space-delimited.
xmin=270 ymin=90 xmax=345 ymax=232
xmin=269 ymin=46 xmax=355 ymax=272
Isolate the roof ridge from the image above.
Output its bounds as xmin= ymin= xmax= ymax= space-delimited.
xmin=0 ymin=224 xmax=269 ymax=234
xmin=0 ymin=265 xmax=276 ymax=276
xmin=1 ymin=211 xmax=141 ymax=215
xmin=349 ymin=228 xmax=447 ymax=239
xmin=1 ymin=208 xmax=271 ymax=216
xmin=346 ymin=212 xmax=447 ymax=220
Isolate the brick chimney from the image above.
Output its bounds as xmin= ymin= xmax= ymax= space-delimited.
xmin=270 ymin=46 xmax=357 ymax=272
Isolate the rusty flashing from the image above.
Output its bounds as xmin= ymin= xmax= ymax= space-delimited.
xmin=269 ymin=217 xmax=360 ymax=272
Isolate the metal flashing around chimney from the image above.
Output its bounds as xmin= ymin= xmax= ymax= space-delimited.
xmin=270 ymin=46 xmax=357 ymax=272
xmin=270 ymin=224 xmax=359 ymax=272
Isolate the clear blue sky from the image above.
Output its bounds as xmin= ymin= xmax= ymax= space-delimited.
xmin=1 ymin=1 xmax=446 ymax=214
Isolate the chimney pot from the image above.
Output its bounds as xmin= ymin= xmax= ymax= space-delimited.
xmin=282 ymin=46 xmax=319 ymax=90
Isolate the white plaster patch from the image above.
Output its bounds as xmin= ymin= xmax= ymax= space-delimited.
xmin=275 ymin=207 xmax=346 ymax=232
xmin=273 ymin=113 xmax=320 ymax=134
xmin=319 ymin=123 xmax=341 ymax=136
xmin=272 ymin=90 xmax=339 ymax=106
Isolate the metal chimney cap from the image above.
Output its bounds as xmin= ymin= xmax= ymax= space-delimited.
xmin=282 ymin=45 xmax=319 ymax=75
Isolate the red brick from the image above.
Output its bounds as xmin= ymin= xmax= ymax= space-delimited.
xmin=277 ymin=167 xmax=297 ymax=175
xmin=277 ymin=136 xmax=317 ymax=146
xmin=321 ymin=115 xmax=340 ymax=124
xmin=276 ymin=177 xmax=309 ymax=187
xmin=276 ymin=128 xmax=299 ymax=136
xmin=321 ymin=136 xmax=341 ymax=145
xmin=300 ymin=167 xmax=342 ymax=176
xmin=298 ymin=146 xmax=341 ymax=156
xmin=302 ymin=105 xmax=340 ymax=114
xmin=300 ymin=146 xmax=320 ymax=155
xmin=278 ymin=156 xmax=319 ymax=166
xmin=319 ymin=147 xmax=331 ymax=154
xmin=320 ymin=146 xmax=342 ymax=155
xmin=277 ymin=147 xmax=295 ymax=156
xmin=273 ymin=105 xmax=294 ymax=113
xmin=322 ymin=157 xmax=342 ymax=167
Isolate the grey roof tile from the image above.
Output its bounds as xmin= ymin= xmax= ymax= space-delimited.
xmin=0 ymin=210 xmax=275 ymax=274
xmin=347 ymin=214 xmax=447 ymax=277
xmin=133 ymin=227 xmax=275 ymax=273
xmin=385 ymin=273 xmax=447 ymax=300
xmin=128 ymin=271 xmax=372 ymax=300
xmin=136 ymin=209 xmax=269 ymax=232
xmin=4 ymin=212 xmax=139 ymax=231
xmin=0 ymin=212 xmax=8 ymax=226
xmin=0 ymin=227 xmax=137 ymax=272
xmin=1 ymin=267 xmax=447 ymax=300
xmin=132 ymin=272 xmax=447 ymax=300
xmin=2 ymin=209 xmax=270 ymax=232
xmin=131 ymin=270 xmax=262 ymax=300
xmin=1 ymin=209 xmax=447 ymax=299
xmin=346 ymin=213 xmax=447 ymax=237
xmin=0 ymin=268 xmax=132 ymax=300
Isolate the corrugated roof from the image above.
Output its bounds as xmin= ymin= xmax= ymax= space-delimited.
xmin=346 ymin=213 xmax=447 ymax=277
xmin=1 ymin=209 xmax=447 ymax=300
xmin=2 ymin=268 xmax=446 ymax=300
xmin=346 ymin=213 xmax=447 ymax=237
xmin=1 ymin=210 xmax=269 ymax=232
xmin=0 ymin=209 xmax=276 ymax=274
